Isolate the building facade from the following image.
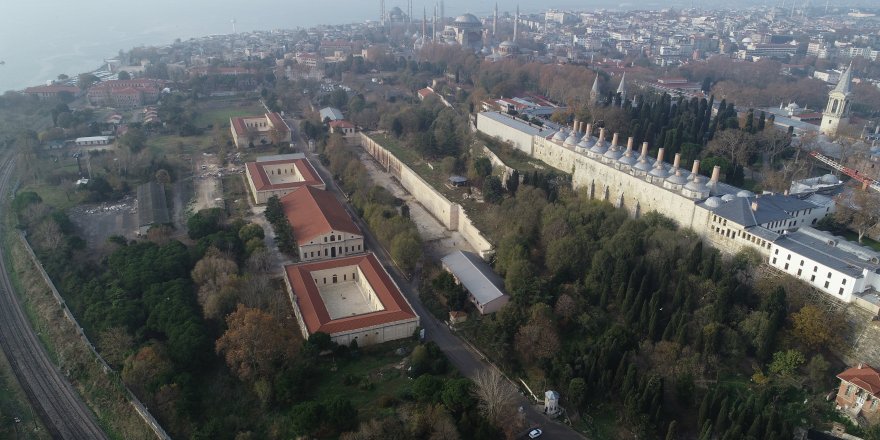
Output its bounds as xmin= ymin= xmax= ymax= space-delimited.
xmin=281 ymin=186 xmax=364 ymax=262
xmin=821 ymin=64 xmax=853 ymax=136
xmin=230 ymin=112 xmax=291 ymax=148
xmin=836 ymin=363 xmax=880 ymax=427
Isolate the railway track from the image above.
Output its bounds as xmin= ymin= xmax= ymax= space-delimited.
xmin=0 ymin=157 xmax=110 ymax=439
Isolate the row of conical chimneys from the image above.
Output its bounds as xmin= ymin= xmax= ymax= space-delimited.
xmin=554 ymin=120 xmax=722 ymax=195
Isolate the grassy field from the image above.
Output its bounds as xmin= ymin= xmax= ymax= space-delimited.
xmin=314 ymin=340 xmax=418 ymax=420
xmin=0 ymin=349 xmax=50 ymax=440
xmin=194 ymin=100 xmax=266 ymax=128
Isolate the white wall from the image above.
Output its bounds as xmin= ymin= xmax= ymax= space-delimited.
xmin=476 ymin=112 xmax=536 ymax=155
xmin=298 ymin=230 xmax=364 ymax=261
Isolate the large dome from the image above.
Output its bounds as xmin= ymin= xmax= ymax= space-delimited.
xmin=454 ymin=13 xmax=481 ymax=25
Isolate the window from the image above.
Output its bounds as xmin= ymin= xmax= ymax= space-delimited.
xmin=810 ymin=275 xmax=816 ymax=282
xmin=799 ymin=260 xmax=804 ymax=266
xmin=324 ymin=237 xmax=327 ymax=243
xmin=330 ymin=235 xmax=335 ymax=242
xmin=774 ymin=249 xmax=779 ymax=255
xmin=797 ymin=269 xmax=802 ymax=276
xmin=784 ymin=263 xmax=789 ymax=270
xmin=787 ymin=255 xmax=791 ymax=260
xmin=333 ymin=275 xmax=337 ymax=283
xmin=824 ymin=281 xmax=830 ymax=288
xmin=814 ymin=266 xmax=818 ymax=272
xmin=842 ymin=279 xmax=847 ymax=285
xmin=828 ymin=272 xmax=832 ymax=278
xmin=839 ymin=288 xmax=844 ymax=295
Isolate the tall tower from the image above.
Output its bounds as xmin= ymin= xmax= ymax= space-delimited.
xmin=440 ymin=0 xmax=445 ymax=26
xmin=820 ymin=63 xmax=853 ymax=136
xmin=513 ymin=5 xmax=519 ymax=43
xmin=380 ymin=0 xmax=386 ymax=27
xmin=616 ymin=72 xmax=627 ymax=106
xmin=590 ymin=72 xmax=600 ymax=105
xmin=493 ymin=3 xmax=498 ymax=37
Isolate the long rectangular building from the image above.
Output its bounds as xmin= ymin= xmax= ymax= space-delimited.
xmin=245 ymin=153 xmax=325 ymax=204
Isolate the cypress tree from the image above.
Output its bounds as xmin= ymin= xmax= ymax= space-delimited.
xmin=699 ymin=421 xmax=714 ymax=440
xmin=697 ymin=391 xmax=712 ymax=426
xmin=747 ymin=414 xmax=763 ymax=439
xmin=665 ymin=421 xmax=678 ymax=440
xmin=715 ymin=397 xmax=730 ymax=434
xmin=758 ymin=111 xmax=766 ymax=131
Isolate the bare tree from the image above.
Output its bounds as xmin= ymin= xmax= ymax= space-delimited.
xmin=704 ymin=129 xmax=758 ymax=169
xmin=757 ymin=128 xmax=792 ymax=167
xmin=834 ymin=190 xmax=880 ymax=243
xmin=98 ymin=326 xmax=134 ymax=368
xmin=473 ymin=368 xmax=519 ymax=428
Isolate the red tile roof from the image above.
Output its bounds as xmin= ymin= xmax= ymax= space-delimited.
xmin=328 ymin=120 xmax=355 ymax=129
xmin=245 ymin=158 xmax=323 ymax=191
xmin=281 ymin=186 xmax=360 ymax=243
xmin=230 ymin=112 xmax=289 ymax=136
xmin=839 ymin=364 xmax=880 ymax=395
xmin=285 ymin=253 xmax=418 ymax=335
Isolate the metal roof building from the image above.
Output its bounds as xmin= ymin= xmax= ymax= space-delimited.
xmin=441 ymin=250 xmax=510 ymax=314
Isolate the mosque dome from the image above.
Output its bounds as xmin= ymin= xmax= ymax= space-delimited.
xmin=633 ymin=156 xmax=654 ymax=172
xmin=736 ymin=190 xmax=754 ymax=198
xmin=819 ymin=174 xmax=840 ymax=184
xmin=704 ymin=197 xmax=723 ymax=208
xmin=721 ymin=194 xmax=736 ymax=202
xmin=454 ymin=13 xmax=481 ymax=25
xmin=604 ymin=146 xmax=623 ymax=160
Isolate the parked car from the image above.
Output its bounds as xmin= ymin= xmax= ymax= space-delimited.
xmin=528 ymin=428 xmax=543 ymax=439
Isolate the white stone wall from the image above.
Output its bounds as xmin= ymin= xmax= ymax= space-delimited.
xmin=476 ymin=112 xmax=536 ymax=155
xmin=330 ymin=318 xmax=419 ymax=347
xmin=360 ymin=133 xmax=494 ymax=257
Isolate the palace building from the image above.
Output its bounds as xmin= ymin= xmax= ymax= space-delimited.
xmin=245 ymin=153 xmax=325 ymax=204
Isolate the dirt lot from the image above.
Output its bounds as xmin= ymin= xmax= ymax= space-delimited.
xmin=68 ymin=196 xmax=138 ymax=248
xmin=190 ymin=153 xmax=224 ymax=213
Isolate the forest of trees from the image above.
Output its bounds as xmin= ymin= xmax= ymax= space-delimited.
xmin=422 ymin=175 xmax=875 ymax=438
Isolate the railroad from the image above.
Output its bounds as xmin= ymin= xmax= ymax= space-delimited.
xmin=0 ymin=157 xmax=110 ymax=440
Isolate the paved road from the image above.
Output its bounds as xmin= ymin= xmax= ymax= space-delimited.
xmin=0 ymin=158 xmax=110 ymax=440
xmin=301 ymin=140 xmax=584 ymax=440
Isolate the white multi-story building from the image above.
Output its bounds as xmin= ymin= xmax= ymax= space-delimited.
xmin=770 ymin=227 xmax=880 ymax=310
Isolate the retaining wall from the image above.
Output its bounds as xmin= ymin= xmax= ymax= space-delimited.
xmin=359 ymin=133 xmax=494 ymax=258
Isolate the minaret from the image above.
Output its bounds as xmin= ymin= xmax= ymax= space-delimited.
xmin=590 ymin=72 xmax=600 ymax=105
xmin=432 ymin=4 xmax=437 ymax=41
xmin=513 ymin=5 xmax=519 ymax=43
xmin=422 ymin=7 xmax=427 ymax=42
xmin=380 ymin=0 xmax=385 ymax=27
xmin=493 ymin=3 xmax=498 ymax=37
xmin=440 ymin=0 xmax=445 ymax=26
xmin=616 ymin=72 xmax=627 ymax=106
xmin=820 ymin=63 xmax=853 ymax=136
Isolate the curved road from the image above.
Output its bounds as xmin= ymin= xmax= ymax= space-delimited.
xmin=0 ymin=157 xmax=110 ymax=440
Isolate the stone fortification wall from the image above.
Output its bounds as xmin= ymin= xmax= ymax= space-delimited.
xmin=531 ymin=137 xmax=740 ymax=250
xmin=360 ymin=134 xmax=456 ymax=227
xmin=359 ymin=133 xmax=494 ymax=258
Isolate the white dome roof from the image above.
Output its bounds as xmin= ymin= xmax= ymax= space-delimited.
xmin=705 ymin=197 xmax=723 ymax=208
xmin=721 ymin=194 xmax=736 ymax=202
xmin=552 ymin=128 xmax=567 ymax=142
xmin=455 ymin=13 xmax=481 ymax=24
xmin=737 ymin=190 xmax=754 ymax=198
xmin=819 ymin=173 xmax=840 ymax=184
